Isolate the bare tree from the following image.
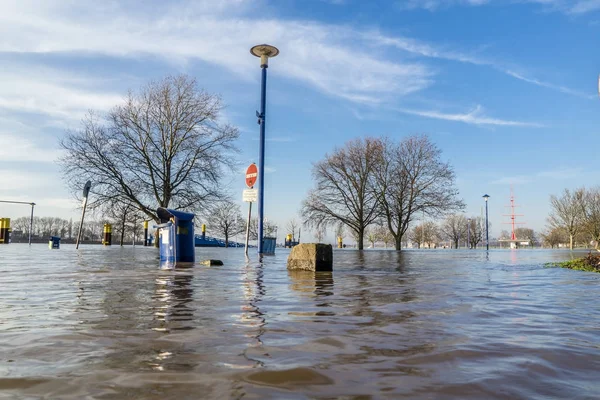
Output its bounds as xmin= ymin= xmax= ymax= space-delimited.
xmin=515 ymin=227 xmax=537 ymax=248
xmin=104 ymin=201 xmax=138 ymax=246
xmin=301 ymin=137 xmax=383 ymax=250
xmin=580 ymin=187 xmax=600 ymax=251
xmin=366 ymin=226 xmax=378 ymax=248
xmin=467 ymin=216 xmax=488 ymax=249
xmin=286 ymin=218 xmax=300 ymax=242
xmin=314 ymin=226 xmax=326 ymax=243
xmin=249 ymin=218 xmax=278 ymax=241
xmin=59 ymin=75 xmax=239 ymax=223
xmin=410 ymin=221 xmax=439 ymax=248
xmin=374 ymin=135 xmax=464 ymax=250
xmin=201 ymin=199 xmax=245 ymax=247
xmin=374 ymin=224 xmax=393 ymax=248
xmin=541 ymin=227 xmax=567 ymax=248
xmin=440 ymin=214 xmax=467 ymax=249
xmin=548 ymin=188 xmax=584 ymax=250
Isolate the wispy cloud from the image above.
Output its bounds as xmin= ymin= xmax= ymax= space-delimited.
xmin=0 ymin=1 xmax=433 ymax=107
xmin=504 ymin=70 xmax=596 ymax=99
xmin=524 ymin=0 xmax=600 ymax=14
xmin=368 ymin=32 xmax=594 ymax=100
xmin=0 ymin=133 xmax=63 ymax=163
xmin=395 ymin=104 xmax=543 ymax=127
xmin=0 ymin=64 xmax=122 ymax=121
xmin=491 ymin=167 xmax=583 ymax=184
xmin=397 ymin=0 xmax=600 ymax=14
xmin=397 ymin=0 xmax=490 ymax=11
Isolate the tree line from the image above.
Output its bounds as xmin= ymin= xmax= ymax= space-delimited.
xmin=301 ymin=135 xmax=464 ymax=250
xmin=546 ymin=187 xmax=600 ymax=250
xmin=10 ymin=215 xmax=144 ymax=244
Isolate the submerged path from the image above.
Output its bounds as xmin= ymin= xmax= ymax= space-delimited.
xmin=0 ymin=245 xmax=598 ymax=399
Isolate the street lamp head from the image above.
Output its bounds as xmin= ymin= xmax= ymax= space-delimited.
xmin=483 ymin=194 xmax=490 ymax=202
xmin=250 ymin=44 xmax=279 ymax=68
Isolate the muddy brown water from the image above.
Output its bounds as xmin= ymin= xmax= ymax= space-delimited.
xmin=1 ymin=244 xmax=599 ymax=399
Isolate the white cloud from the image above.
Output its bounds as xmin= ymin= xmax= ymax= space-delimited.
xmin=368 ymin=32 xmax=594 ymax=99
xmin=397 ymin=0 xmax=600 ymax=14
xmin=398 ymin=0 xmax=490 ymax=11
xmin=0 ymin=133 xmax=63 ymax=163
xmin=0 ymin=1 xmax=433 ymax=106
xmin=0 ymin=65 xmax=123 ymax=120
xmin=395 ymin=104 xmax=543 ymax=127
xmin=0 ymin=169 xmax=58 ymax=191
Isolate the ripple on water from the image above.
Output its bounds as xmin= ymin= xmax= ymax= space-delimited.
xmin=0 ymin=245 xmax=599 ymax=399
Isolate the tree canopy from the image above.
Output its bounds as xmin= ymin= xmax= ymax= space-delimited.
xmin=59 ymin=74 xmax=239 ymax=222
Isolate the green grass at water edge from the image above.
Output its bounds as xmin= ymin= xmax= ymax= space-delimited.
xmin=545 ymin=253 xmax=600 ymax=273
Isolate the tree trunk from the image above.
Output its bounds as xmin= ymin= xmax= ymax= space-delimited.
xmin=357 ymin=235 xmax=364 ymax=250
xmin=569 ymin=234 xmax=574 ymax=250
xmin=225 ymin=233 xmax=229 ymax=248
xmin=454 ymin=239 xmax=459 ymax=249
xmin=120 ymin=218 xmax=126 ymax=246
xmin=395 ymin=235 xmax=402 ymax=251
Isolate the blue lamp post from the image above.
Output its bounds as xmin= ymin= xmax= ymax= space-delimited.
xmin=250 ymin=44 xmax=279 ymax=255
xmin=483 ymin=194 xmax=490 ymax=251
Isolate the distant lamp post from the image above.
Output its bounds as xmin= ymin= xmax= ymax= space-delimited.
xmin=467 ymin=217 xmax=471 ymax=249
xmin=250 ymin=44 xmax=279 ymax=255
xmin=483 ymin=194 xmax=490 ymax=251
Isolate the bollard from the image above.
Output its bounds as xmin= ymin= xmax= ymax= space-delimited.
xmin=155 ymin=207 xmax=195 ymax=265
xmin=337 ymin=236 xmax=343 ymax=249
xmin=143 ymin=220 xmax=149 ymax=246
xmin=49 ymin=236 xmax=61 ymax=249
xmin=0 ymin=218 xmax=11 ymax=244
xmin=201 ymin=224 xmax=206 ymax=240
xmin=102 ymin=224 xmax=112 ymax=246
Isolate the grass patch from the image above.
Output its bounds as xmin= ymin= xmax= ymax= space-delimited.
xmin=547 ymin=253 xmax=600 ymax=273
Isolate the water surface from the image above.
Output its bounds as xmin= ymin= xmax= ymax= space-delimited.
xmin=1 ymin=245 xmax=598 ymax=399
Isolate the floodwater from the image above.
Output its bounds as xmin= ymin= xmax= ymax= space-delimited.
xmin=1 ymin=245 xmax=599 ymax=399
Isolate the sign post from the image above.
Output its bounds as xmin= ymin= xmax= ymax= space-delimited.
xmin=244 ymin=164 xmax=258 ymax=255
xmin=76 ymin=180 xmax=92 ymax=249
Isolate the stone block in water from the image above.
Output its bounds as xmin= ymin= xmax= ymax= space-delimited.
xmin=287 ymin=243 xmax=333 ymax=272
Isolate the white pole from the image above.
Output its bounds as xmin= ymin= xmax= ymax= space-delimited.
xmin=244 ymin=202 xmax=253 ymax=255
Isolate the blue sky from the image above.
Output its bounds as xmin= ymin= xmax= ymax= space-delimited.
xmin=0 ymin=0 xmax=599 ymax=242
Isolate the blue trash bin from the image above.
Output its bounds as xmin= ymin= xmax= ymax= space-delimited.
xmin=262 ymin=237 xmax=276 ymax=255
xmin=49 ymin=236 xmax=60 ymax=249
xmin=155 ymin=207 xmax=195 ymax=265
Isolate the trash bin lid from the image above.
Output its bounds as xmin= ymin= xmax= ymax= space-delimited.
xmin=157 ymin=207 xmax=195 ymax=223
xmin=50 ymin=236 xmax=61 ymax=241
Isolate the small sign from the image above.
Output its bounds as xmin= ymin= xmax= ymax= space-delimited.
xmin=245 ymin=163 xmax=258 ymax=188
xmin=82 ymin=180 xmax=92 ymax=198
xmin=243 ymin=188 xmax=258 ymax=202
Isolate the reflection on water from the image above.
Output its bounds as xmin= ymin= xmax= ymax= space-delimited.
xmin=0 ymin=245 xmax=599 ymax=399
xmin=153 ymin=268 xmax=195 ymax=332
xmin=240 ymin=262 xmax=266 ymax=366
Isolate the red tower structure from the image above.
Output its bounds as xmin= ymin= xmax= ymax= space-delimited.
xmin=502 ymin=186 xmax=525 ymax=241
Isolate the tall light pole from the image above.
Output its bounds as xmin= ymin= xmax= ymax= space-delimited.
xmin=250 ymin=44 xmax=279 ymax=255
xmin=467 ymin=217 xmax=471 ymax=249
xmin=483 ymin=194 xmax=490 ymax=251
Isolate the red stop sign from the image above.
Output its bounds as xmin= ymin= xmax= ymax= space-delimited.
xmin=245 ymin=163 xmax=258 ymax=188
